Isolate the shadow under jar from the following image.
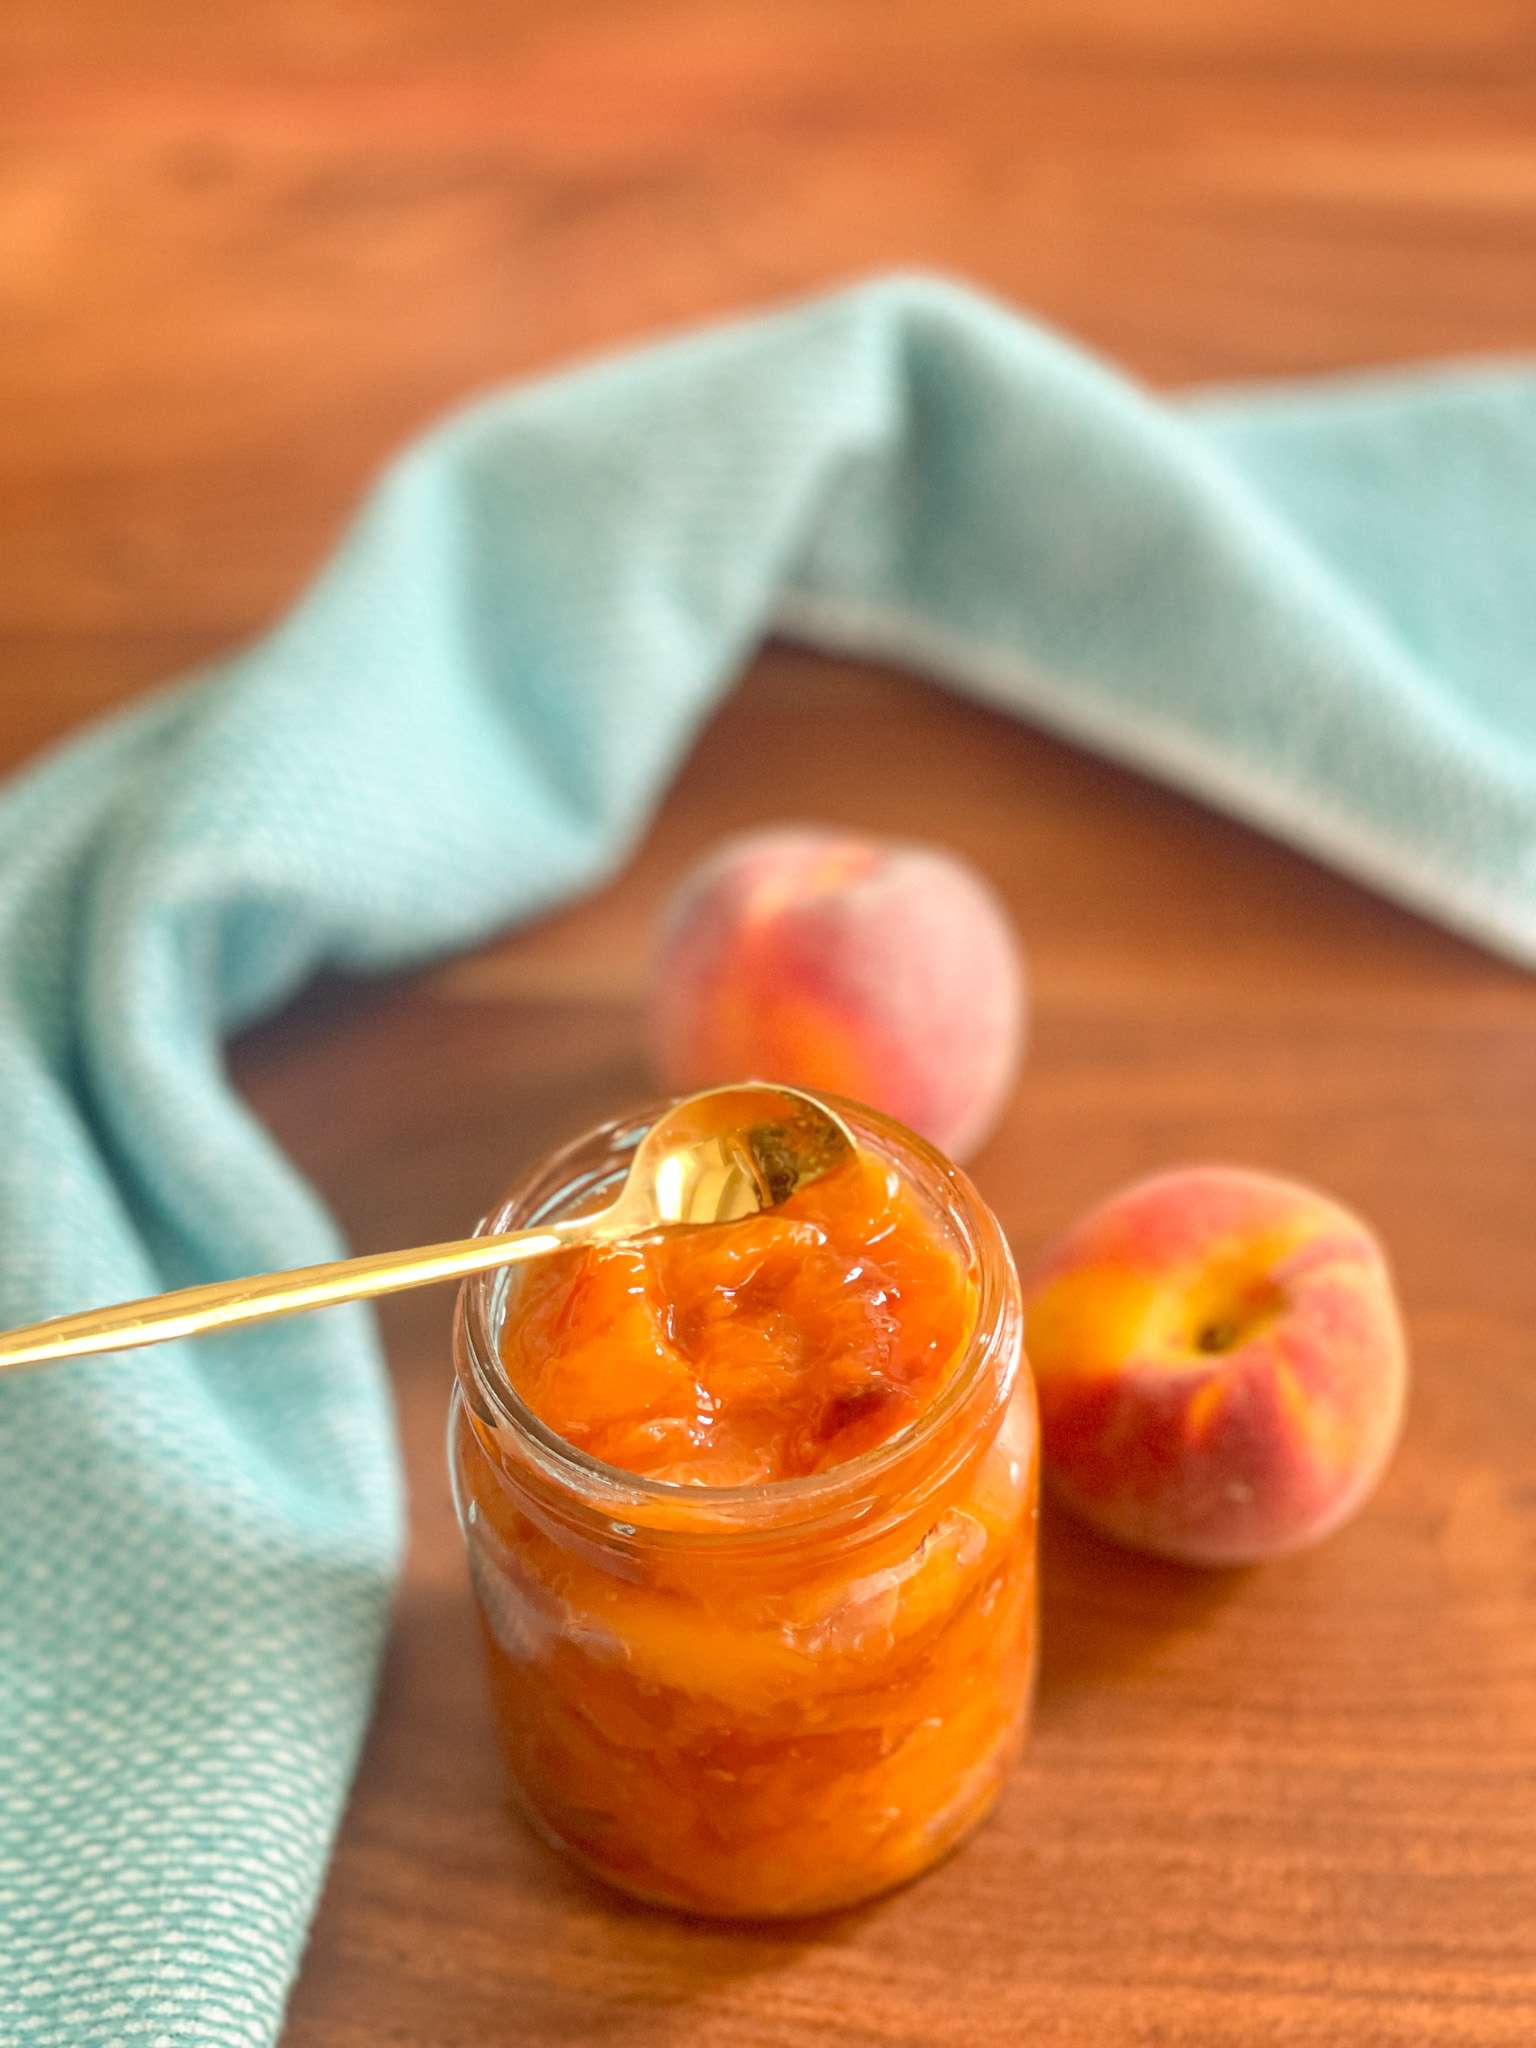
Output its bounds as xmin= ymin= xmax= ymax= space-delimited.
xmin=449 ymin=1101 xmax=1038 ymax=1919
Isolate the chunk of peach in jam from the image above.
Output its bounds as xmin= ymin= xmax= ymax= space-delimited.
xmin=451 ymin=1127 xmax=1037 ymax=1918
xmin=500 ymin=1151 xmax=977 ymax=1486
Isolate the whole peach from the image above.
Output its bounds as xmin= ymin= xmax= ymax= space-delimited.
xmin=1024 ymin=1168 xmax=1407 ymax=1566
xmin=651 ymin=827 xmax=1025 ymax=1162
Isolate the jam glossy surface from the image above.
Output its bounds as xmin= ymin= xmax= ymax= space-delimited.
xmin=498 ymin=1151 xmax=978 ymax=1486
xmin=453 ymin=1124 xmax=1038 ymax=1918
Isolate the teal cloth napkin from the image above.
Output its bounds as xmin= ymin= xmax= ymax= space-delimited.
xmin=2 ymin=275 xmax=1533 ymax=2046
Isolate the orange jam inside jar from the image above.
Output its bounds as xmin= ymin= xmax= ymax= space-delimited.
xmin=449 ymin=1101 xmax=1038 ymax=1918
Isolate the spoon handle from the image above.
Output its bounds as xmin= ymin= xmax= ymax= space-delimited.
xmin=0 ymin=1219 xmax=585 ymax=1376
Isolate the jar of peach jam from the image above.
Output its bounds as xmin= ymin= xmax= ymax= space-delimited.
xmin=449 ymin=1100 xmax=1037 ymax=1918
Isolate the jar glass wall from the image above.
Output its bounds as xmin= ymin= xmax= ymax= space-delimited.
xmin=449 ymin=1101 xmax=1038 ymax=1918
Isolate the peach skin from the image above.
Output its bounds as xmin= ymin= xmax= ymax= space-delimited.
xmin=1024 ymin=1168 xmax=1407 ymax=1566
xmin=651 ymin=827 xmax=1026 ymax=1162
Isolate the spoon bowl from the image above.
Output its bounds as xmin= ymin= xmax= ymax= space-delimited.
xmin=627 ymin=1082 xmax=858 ymax=1230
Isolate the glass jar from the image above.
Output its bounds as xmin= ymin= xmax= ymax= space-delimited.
xmin=449 ymin=1100 xmax=1037 ymax=1919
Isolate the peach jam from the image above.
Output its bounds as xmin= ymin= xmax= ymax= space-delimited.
xmin=449 ymin=1102 xmax=1037 ymax=1918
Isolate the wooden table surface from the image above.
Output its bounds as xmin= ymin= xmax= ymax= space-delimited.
xmin=5 ymin=5 xmax=1536 ymax=2044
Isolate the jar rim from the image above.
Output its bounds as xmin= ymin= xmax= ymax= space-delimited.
xmin=454 ymin=1096 xmax=1023 ymax=1535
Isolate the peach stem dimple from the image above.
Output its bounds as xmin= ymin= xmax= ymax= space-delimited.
xmin=1188 ymin=1275 xmax=1284 ymax=1358
xmin=1195 ymin=1320 xmax=1240 ymax=1355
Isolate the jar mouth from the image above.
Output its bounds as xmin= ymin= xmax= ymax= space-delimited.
xmin=455 ymin=1097 xmax=1023 ymax=1533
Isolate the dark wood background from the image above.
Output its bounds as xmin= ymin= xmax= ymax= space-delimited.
xmin=4 ymin=5 xmax=1534 ymax=2044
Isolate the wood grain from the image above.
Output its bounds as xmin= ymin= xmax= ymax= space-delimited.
xmin=3 ymin=4 xmax=1535 ymax=2044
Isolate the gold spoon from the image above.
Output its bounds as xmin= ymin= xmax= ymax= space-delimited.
xmin=0 ymin=1083 xmax=857 ymax=1377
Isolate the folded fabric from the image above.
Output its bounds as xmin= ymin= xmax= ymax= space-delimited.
xmin=2 ymin=274 xmax=1532 ymax=2048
